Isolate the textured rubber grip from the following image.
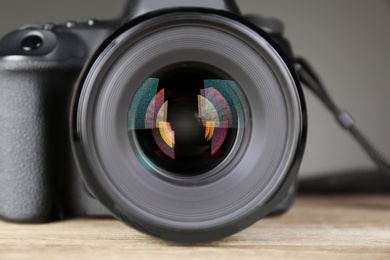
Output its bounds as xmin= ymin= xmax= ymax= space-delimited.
xmin=0 ymin=64 xmax=53 ymax=222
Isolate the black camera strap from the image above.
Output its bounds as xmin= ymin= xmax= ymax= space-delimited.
xmin=294 ymin=57 xmax=390 ymax=176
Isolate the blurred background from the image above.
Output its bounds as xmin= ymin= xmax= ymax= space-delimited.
xmin=0 ymin=0 xmax=389 ymax=178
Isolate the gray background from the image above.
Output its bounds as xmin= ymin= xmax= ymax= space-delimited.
xmin=0 ymin=0 xmax=389 ymax=177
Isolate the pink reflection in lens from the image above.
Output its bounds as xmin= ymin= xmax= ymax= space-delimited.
xmin=145 ymin=88 xmax=175 ymax=159
xmin=145 ymin=89 xmax=165 ymax=128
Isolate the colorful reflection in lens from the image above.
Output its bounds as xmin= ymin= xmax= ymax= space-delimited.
xmin=129 ymin=78 xmax=243 ymax=166
xmin=198 ymin=88 xmax=233 ymax=155
xmin=144 ymin=88 xmax=175 ymax=159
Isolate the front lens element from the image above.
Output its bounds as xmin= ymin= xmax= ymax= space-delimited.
xmin=128 ymin=64 xmax=246 ymax=177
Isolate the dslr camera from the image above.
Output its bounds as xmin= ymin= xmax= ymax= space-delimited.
xmin=0 ymin=0 xmax=306 ymax=243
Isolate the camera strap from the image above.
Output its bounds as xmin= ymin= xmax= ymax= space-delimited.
xmin=294 ymin=57 xmax=390 ymax=176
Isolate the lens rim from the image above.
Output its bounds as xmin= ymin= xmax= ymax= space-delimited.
xmin=71 ymin=8 xmax=307 ymax=243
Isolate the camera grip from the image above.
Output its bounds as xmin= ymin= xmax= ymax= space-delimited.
xmin=0 ymin=66 xmax=54 ymax=222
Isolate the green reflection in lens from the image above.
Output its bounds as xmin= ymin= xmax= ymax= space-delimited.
xmin=128 ymin=77 xmax=159 ymax=130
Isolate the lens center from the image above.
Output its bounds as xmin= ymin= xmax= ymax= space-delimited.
xmin=169 ymin=100 xmax=209 ymax=155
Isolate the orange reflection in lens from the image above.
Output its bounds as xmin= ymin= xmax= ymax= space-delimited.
xmin=205 ymin=121 xmax=215 ymax=141
xmin=158 ymin=121 xmax=175 ymax=149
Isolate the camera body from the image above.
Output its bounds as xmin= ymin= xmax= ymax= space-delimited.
xmin=0 ymin=0 xmax=305 ymax=242
xmin=0 ymin=19 xmax=116 ymax=221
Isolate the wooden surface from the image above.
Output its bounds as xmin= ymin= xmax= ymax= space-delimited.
xmin=1 ymin=195 xmax=390 ymax=259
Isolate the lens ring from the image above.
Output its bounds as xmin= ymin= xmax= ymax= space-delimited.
xmin=74 ymin=10 xmax=305 ymax=242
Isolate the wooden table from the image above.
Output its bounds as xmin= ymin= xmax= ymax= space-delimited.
xmin=1 ymin=196 xmax=389 ymax=259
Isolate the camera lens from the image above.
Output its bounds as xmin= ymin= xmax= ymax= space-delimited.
xmin=74 ymin=10 xmax=306 ymax=243
xmin=128 ymin=63 xmax=242 ymax=178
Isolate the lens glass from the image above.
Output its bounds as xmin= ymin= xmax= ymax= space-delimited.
xmin=128 ymin=63 xmax=246 ymax=177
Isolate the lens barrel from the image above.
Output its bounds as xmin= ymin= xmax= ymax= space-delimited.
xmin=73 ymin=8 xmax=306 ymax=243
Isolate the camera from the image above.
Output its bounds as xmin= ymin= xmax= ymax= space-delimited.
xmin=0 ymin=0 xmax=306 ymax=243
